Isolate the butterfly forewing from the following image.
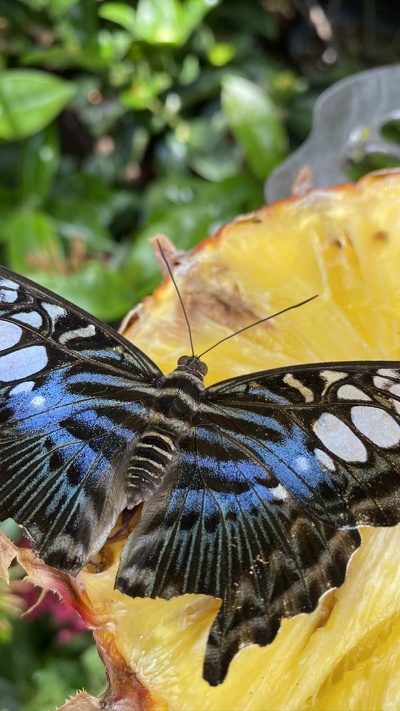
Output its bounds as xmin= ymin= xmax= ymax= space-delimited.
xmin=204 ymin=362 xmax=400 ymax=527
xmin=0 ymin=268 xmax=162 ymax=377
xmin=0 ymin=267 xmax=161 ymax=571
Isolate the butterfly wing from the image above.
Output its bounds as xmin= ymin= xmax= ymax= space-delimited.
xmin=0 ymin=266 xmax=162 ymax=572
xmin=204 ymin=361 xmax=400 ymax=528
xmin=116 ymin=360 xmax=400 ymax=685
xmin=116 ymin=421 xmax=360 ymax=685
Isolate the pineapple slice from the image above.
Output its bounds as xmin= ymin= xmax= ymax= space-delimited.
xmin=3 ymin=169 xmax=400 ymax=710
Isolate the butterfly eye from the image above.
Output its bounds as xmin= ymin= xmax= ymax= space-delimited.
xmin=177 ymin=354 xmax=208 ymax=377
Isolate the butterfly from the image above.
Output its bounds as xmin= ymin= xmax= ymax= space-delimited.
xmin=1 ymin=263 xmax=400 ymax=686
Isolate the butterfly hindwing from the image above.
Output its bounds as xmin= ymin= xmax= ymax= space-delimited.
xmin=116 ymin=360 xmax=400 ymax=684
xmin=115 ymin=418 xmax=361 ymax=685
xmin=0 ymin=267 xmax=161 ymax=571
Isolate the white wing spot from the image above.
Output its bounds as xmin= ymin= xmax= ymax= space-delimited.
xmin=391 ymin=399 xmax=400 ymax=415
xmin=13 ymin=311 xmax=43 ymax=328
xmin=59 ymin=324 xmax=96 ymax=345
xmin=320 ymin=370 xmax=348 ymax=395
xmin=0 ymin=322 xmax=22 ymax=351
xmin=0 ymin=345 xmax=48 ymax=382
xmin=374 ymin=375 xmax=393 ymax=391
xmin=283 ymin=373 xmax=314 ymax=402
xmin=294 ymin=455 xmax=311 ymax=472
xmin=314 ymin=448 xmax=336 ymax=472
xmin=377 ymin=368 xmax=398 ymax=378
xmin=30 ymin=395 xmax=45 ymax=408
xmin=0 ymin=278 xmax=19 ymax=290
xmin=0 ymin=288 xmax=18 ymax=303
xmin=373 ymin=376 xmax=400 ymax=413
xmin=337 ymin=384 xmax=371 ymax=401
xmin=42 ymin=302 xmax=66 ymax=324
xmin=313 ymin=413 xmax=367 ymax=462
xmin=10 ymin=380 xmax=35 ymax=395
xmin=389 ymin=383 xmax=400 ymax=414
xmin=351 ymin=405 xmax=400 ymax=448
xmin=270 ymin=484 xmax=288 ymax=500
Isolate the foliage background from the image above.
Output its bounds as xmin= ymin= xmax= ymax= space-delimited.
xmin=0 ymin=0 xmax=399 ymax=708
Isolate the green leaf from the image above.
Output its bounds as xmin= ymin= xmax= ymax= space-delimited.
xmin=0 ymin=70 xmax=76 ymax=140
xmin=126 ymin=173 xmax=264 ymax=298
xmin=27 ymin=658 xmax=89 ymax=711
xmin=99 ymin=2 xmax=137 ymax=34
xmin=134 ymin=0 xmax=221 ymax=46
xmin=2 ymin=209 xmax=63 ymax=272
xmin=0 ymin=518 xmax=21 ymax=541
xmin=98 ymin=29 xmax=132 ymax=64
xmin=120 ymin=66 xmax=171 ymax=109
xmin=208 ymin=42 xmax=236 ymax=67
xmin=166 ymin=113 xmax=242 ymax=181
xmin=0 ymin=186 xmax=20 ymax=240
xmin=47 ymin=0 xmax=81 ymax=21
xmin=47 ymin=197 xmax=113 ymax=249
xmin=80 ymin=644 xmax=107 ymax=694
xmin=104 ymin=0 xmax=220 ymax=45
xmin=18 ymin=0 xmax=47 ymax=9
xmin=19 ymin=0 xmax=79 ymax=15
xmin=221 ymin=74 xmax=288 ymax=179
xmin=50 ymin=169 xmax=136 ymax=227
xmin=37 ymin=262 xmax=132 ymax=321
xmin=0 ymin=673 xmax=19 ymax=707
xmin=19 ymin=123 xmax=60 ymax=207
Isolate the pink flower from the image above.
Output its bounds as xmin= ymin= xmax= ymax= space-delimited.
xmin=18 ymin=580 xmax=87 ymax=643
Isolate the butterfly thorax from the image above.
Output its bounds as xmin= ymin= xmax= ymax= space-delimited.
xmin=126 ymin=355 xmax=207 ymax=506
xmin=156 ymin=355 xmax=207 ymax=419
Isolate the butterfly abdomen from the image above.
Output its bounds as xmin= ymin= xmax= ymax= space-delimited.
xmin=126 ymin=429 xmax=176 ymax=505
xmin=125 ymin=356 xmax=206 ymax=506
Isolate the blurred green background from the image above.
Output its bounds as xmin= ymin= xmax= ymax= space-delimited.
xmin=0 ymin=0 xmax=399 ymax=708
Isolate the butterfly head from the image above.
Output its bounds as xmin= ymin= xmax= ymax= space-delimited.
xmin=177 ymin=355 xmax=208 ymax=379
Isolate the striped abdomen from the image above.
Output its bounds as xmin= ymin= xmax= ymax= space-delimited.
xmin=126 ymin=428 xmax=176 ymax=504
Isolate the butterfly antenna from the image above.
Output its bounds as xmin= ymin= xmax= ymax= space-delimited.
xmin=156 ymin=240 xmax=195 ymax=357
xmin=198 ymin=294 xmax=318 ymax=359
